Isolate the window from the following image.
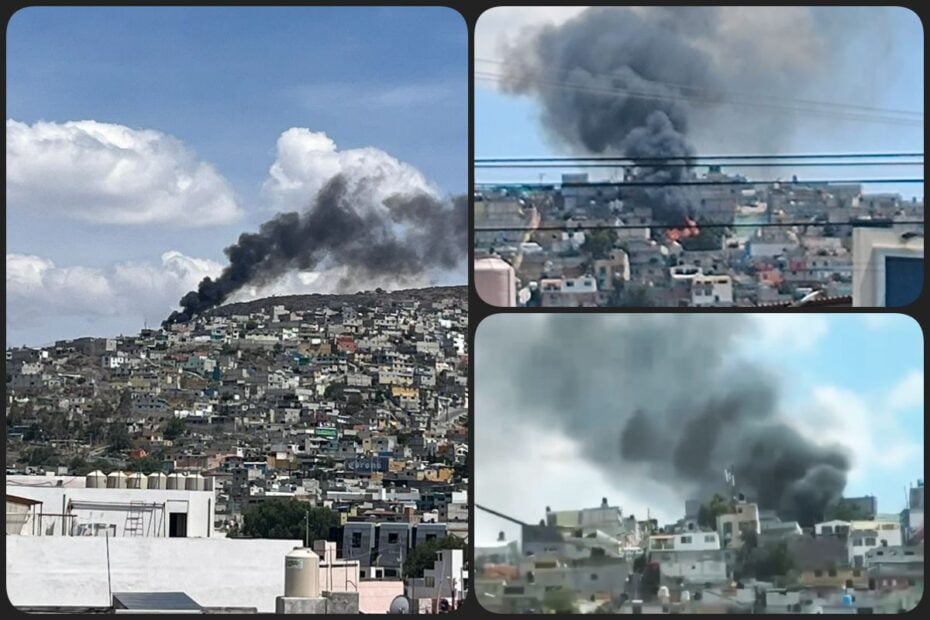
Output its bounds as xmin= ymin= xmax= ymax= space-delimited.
xmin=591 ymin=574 xmax=599 ymax=581
xmin=351 ymin=532 xmax=362 ymax=548
xmin=822 ymin=526 xmax=833 ymax=535
xmin=704 ymin=535 xmax=716 ymax=543
xmin=425 ymin=534 xmax=437 ymax=542
xmin=853 ymin=570 xmax=862 ymax=577
xmin=865 ymin=538 xmax=876 ymax=546
xmin=680 ymin=536 xmax=692 ymax=544
xmin=828 ymin=568 xmax=837 ymax=577
xmin=387 ymin=532 xmax=399 ymax=544
xmin=814 ymin=570 xmax=823 ymax=577
xmin=424 ymin=577 xmax=435 ymax=587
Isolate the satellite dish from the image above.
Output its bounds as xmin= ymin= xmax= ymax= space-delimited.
xmin=389 ymin=595 xmax=411 ymax=614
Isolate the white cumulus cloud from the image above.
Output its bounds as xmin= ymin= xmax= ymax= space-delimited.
xmin=887 ymin=369 xmax=924 ymax=412
xmin=792 ymin=384 xmax=923 ymax=482
xmin=5 ymin=252 xmax=223 ymax=329
xmin=262 ymin=127 xmax=439 ymax=213
xmin=6 ymin=119 xmax=242 ymax=227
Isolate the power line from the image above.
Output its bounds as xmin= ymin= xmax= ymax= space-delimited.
xmin=474 ymin=70 xmax=924 ymax=128
xmin=476 ymin=161 xmax=925 ymax=169
xmin=476 ymin=178 xmax=924 ymax=188
xmin=476 ymin=152 xmax=925 ymax=163
xmin=475 ymin=221 xmax=925 ymax=232
xmin=474 ymin=57 xmax=925 ymax=119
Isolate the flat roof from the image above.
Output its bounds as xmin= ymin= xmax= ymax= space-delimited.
xmin=112 ymin=592 xmax=202 ymax=612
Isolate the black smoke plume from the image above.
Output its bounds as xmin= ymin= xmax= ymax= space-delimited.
xmin=476 ymin=315 xmax=850 ymax=526
xmin=497 ymin=7 xmax=874 ymax=226
xmin=164 ymin=175 xmax=466 ymax=325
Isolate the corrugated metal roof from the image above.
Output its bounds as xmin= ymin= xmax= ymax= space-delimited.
xmin=112 ymin=592 xmax=202 ymax=611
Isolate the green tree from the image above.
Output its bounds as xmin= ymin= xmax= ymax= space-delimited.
xmin=68 ymin=455 xmax=89 ymax=474
xmin=740 ymin=540 xmax=795 ymax=581
xmin=126 ymin=454 xmax=166 ymax=474
xmin=403 ymin=535 xmax=466 ymax=578
xmin=240 ymin=499 xmax=339 ymax=543
xmin=106 ymin=422 xmax=131 ymax=453
xmin=825 ymin=499 xmax=868 ymax=522
xmin=163 ymin=417 xmax=186 ymax=441
xmin=582 ymin=229 xmax=618 ymax=259
xmin=542 ymin=587 xmax=577 ymax=614
xmin=610 ymin=283 xmax=656 ymax=308
xmin=25 ymin=445 xmax=57 ymax=466
xmin=697 ymin=494 xmax=732 ymax=530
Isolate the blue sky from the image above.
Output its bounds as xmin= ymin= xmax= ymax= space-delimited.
xmin=6 ymin=7 xmax=466 ymax=346
xmin=476 ymin=314 xmax=924 ymax=546
xmin=474 ymin=6 xmax=923 ymax=200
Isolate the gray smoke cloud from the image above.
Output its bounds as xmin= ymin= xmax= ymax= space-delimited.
xmin=476 ymin=314 xmax=850 ymax=526
xmin=165 ymin=174 xmax=466 ymax=325
xmin=497 ymin=6 xmax=887 ymax=225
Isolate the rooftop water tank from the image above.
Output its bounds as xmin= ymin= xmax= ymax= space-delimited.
xmin=284 ymin=547 xmax=321 ymax=598
xmin=127 ymin=472 xmax=147 ymax=489
xmin=106 ymin=471 xmax=127 ymax=489
xmin=86 ymin=470 xmax=106 ymax=488
xmin=147 ymin=472 xmax=168 ymax=489
xmin=185 ymin=473 xmax=205 ymax=491
xmin=167 ymin=472 xmax=187 ymax=490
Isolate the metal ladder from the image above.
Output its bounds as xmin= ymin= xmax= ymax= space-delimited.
xmin=124 ymin=501 xmax=146 ymax=536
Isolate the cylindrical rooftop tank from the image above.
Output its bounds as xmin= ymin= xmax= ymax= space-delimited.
xmin=284 ymin=547 xmax=321 ymax=598
xmin=127 ymin=472 xmax=147 ymax=489
xmin=167 ymin=472 xmax=187 ymax=490
xmin=147 ymin=472 xmax=168 ymax=489
xmin=106 ymin=471 xmax=127 ymax=489
xmin=185 ymin=473 xmax=205 ymax=491
xmin=86 ymin=470 xmax=106 ymax=488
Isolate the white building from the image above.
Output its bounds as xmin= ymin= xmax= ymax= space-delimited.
xmin=474 ymin=257 xmax=517 ymax=307
xmin=6 ymin=536 xmax=299 ymax=612
xmin=717 ymin=501 xmax=761 ymax=549
xmin=405 ymin=549 xmax=467 ymax=613
xmin=852 ymin=228 xmax=924 ymax=307
xmin=7 ymin=474 xmax=214 ymax=538
xmin=648 ymin=532 xmax=721 ymax=552
xmin=691 ymin=274 xmax=734 ymax=306
xmin=815 ymin=520 xmax=851 ymax=537
xmin=848 ymin=529 xmax=880 ymax=567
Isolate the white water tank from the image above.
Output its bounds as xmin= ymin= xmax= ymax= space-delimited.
xmin=127 ymin=472 xmax=147 ymax=489
xmin=106 ymin=471 xmax=128 ymax=489
xmin=86 ymin=470 xmax=106 ymax=488
xmin=167 ymin=472 xmax=187 ymax=490
xmin=185 ymin=473 xmax=205 ymax=491
xmin=284 ymin=547 xmax=321 ymax=598
xmin=147 ymin=472 xmax=168 ymax=489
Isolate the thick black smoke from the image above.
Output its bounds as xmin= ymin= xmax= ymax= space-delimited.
xmin=500 ymin=8 xmax=723 ymax=225
xmin=164 ymin=175 xmax=466 ymax=325
xmin=497 ymin=7 xmax=873 ymax=226
xmin=476 ymin=315 xmax=850 ymax=526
